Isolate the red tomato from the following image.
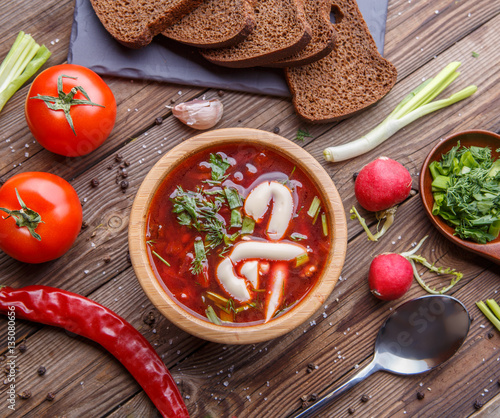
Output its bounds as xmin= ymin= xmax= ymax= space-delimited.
xmin=0 ymin=172 xmax=82 ymax=263
xmin=25 ymin=64 xmax=116 ymax=157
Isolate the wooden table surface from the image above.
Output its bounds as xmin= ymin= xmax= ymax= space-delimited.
xmin=1 ymin=1 xmax=499 ymax=417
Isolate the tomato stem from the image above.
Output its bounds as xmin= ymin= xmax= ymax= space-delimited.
xmin=0 ymin=188 xmax=44 ymax=240
xmin=29 ymin=74 xmax=104 ymax=135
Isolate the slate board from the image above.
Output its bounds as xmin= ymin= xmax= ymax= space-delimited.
xmin=68 ymin=0 xmax=389 ymax=97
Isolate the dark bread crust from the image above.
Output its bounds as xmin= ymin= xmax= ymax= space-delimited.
xmin=162 ymin=0 xmax=256 ymax=49
xmin=90 ymin=0 xmax=204 ymax=48
xmin=200 ymin=0 xmax=313 ymax=68
xmin=267 ymin=0 xmax=336 ymax=68
xmin=285 ymin=0 xmax=398 ymax=123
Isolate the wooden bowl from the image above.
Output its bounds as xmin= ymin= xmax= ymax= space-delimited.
xmin=420 ymin=129 xmax=500 ymax=264
xmin=129 ymin=128 xmax=347 ymax=344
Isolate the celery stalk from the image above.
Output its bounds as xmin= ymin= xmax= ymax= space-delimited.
xmin=0 ymin=31 xmax=51 ymax=113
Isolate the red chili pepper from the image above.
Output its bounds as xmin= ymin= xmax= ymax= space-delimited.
xmin=0 ymin=286 xmax=189 ymax=418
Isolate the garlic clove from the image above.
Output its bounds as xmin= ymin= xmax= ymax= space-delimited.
xmin=172 ymin=98 xmax=223 ymax=130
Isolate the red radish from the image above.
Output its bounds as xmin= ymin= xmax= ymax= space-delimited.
xmin=369 ymin=253 xmax=413 ymax=300
xmin=367 ymin=236 xmax=464 ymax=301
xmin=355 ymin=157 xmax=412 ymax=212
xmin=351 ymin=157 xmax=412 ymax=241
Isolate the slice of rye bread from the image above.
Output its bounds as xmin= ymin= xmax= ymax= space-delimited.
xmin=267 ymin=0 xmax=336 ymax=67
xmin=162 ymin=0 xmax=256 ymax=49
xmin=200 ymin=0 xmax=313 ymax=68
xmin=89 ymin=0 xmax=204 ymax=48
xmin=285 ymin=0 xmax=398 ymax=123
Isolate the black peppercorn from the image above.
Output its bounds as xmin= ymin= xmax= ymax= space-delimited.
xmin=417 ymin=391 xmax=425 ymax=400
xmin=155 ymin=116 xmax=163 ymax=125
xmin=19 ymin=391 xmax=31 ymax=399
xmin=348 ymin=407 xmax=355 ymax=415
xmin=115 ymin=154 xmax=124 ymax=163
xmin=143 ymin=312 xmax=156 ymax=326
xmin=46 ymin=392 xmax=55 ymax=401
xmin=18 ymin=342 xmax=27 ymax=353
xmin=488 ymin=332 xmax=494 ymax=339
xmin=473 ymin=400 xmax=483 ymax=410
xmin=120 ymin=180 xmax=129 ymax=191
xmin=90 ymin=178 xmax=100 ymax=188
xmin=360 ymin=394 xmax=369 ymax=403
xmin=37 ymin=366 xmax=46 ymax=376
xmin=273 ymin=126 xmax=280 ymax=134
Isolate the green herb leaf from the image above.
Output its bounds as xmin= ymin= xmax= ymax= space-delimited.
xmin=295 ymin=128 xmax=313 ymax=142
xmin=209 ymin=153 xmax=230 ymax=182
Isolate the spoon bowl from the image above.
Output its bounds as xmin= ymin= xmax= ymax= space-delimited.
xmin=420 ymin=130 xmax=500 ymax=264
xmin=292 ymin=295 xmax=470 ymax=417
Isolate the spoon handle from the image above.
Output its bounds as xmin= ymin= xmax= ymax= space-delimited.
xmin=290 ymin=358 xmax=381 ymax=418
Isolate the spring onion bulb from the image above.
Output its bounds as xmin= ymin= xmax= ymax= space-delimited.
xmin=0 ymin=31 xmax=51 ymax=113
xmin=323 ymin=62 xmax=477 ymax=162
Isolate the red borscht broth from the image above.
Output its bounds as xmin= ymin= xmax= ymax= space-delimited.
xmin=146 ymin=143 xmax=331 ymax=325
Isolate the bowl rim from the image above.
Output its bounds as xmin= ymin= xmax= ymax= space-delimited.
xmin=419 ymin=129 xmax=500 ymax=263
xmin=128 ymin=127 xmax=347 ymax=344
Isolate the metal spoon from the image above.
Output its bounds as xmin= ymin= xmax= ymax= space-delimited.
xmin=292 ymin=295 xmax=470 ymax=418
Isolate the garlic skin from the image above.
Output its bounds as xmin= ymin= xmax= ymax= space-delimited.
xmin=172 ymin=98 xmax=223 ymax=130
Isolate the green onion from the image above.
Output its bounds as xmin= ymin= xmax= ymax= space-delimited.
xmin=290 ymin=232 xmax=308 ymax=241
xmin=241 ymin=216 xmax=255 ymax=235
xmin=321 ymin=213 xmax=328 ymax=236
xmin=307 ymin=196 xmax=321 ymax=218
xmin=323 ymin=62 xmax=477 ymax=162
xmin=152 ymin=250 xmax=170 ymax=267
xmin=205 ymin=305 xmax=222 ymax=325
xmin=206 ymin=291 xmax=229 ymax=305
xmin=230 ymin=209 xmax=242 ymax=228
xmin=295 ymin=253 xmax=309 ymax=267
xmin=224 ymin=187 xmax=242 ymax=209
xmin=476 ymin=301 xmax=500 ymax=332
xmin=486 ymin=299 xmax=500 ymax=321
xmin=431 ymin=175 xmax=450 ymax=191
xmin=0 ymin=31 xmax=51 ymax=113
